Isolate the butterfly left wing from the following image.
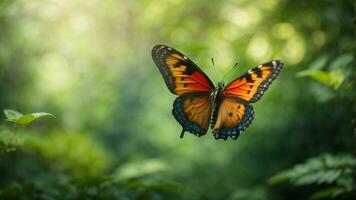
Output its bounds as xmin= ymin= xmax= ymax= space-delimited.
xmin=211 ymin=97 xmax=254 ymax=140
xmin=224 ymin=61 xmax=283 ymax=103
xmin=173 ymin=92 xmax=212 ymax=138
xmin=152 ymin=45 xmax=214 ymax=95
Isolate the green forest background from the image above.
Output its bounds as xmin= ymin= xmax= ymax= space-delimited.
xmin=0 ymin=0 xmax=355 ymax=199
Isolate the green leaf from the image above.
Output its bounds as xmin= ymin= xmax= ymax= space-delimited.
xmin=310 ymin=187 xmax=342 ymax=200
xmin=297 ymin=54 xmax=350 ymax=90
xmin=4 ymin=109 xmax=23 ymax=121
xmin=14 ymin=112 xmax=55 ymax=125
xmin=294 ymin=171 xmax=324 ymax=186
xmin=329 ymin=54 xmax=353 ymax=70
xmin=317 ymin=170 xmax=342 ymax=184
xmin=296 ymin=70 xmax=344 ymax=90
xmin=297 ymin=70 xmax=330 ymax=83
xmin=267 ymin=172 xmax=291 ymax=185
xmin=3 ymin=109 xmax=55 ymax=126
xmin=115 ymin=159 xmax=167 ymax=180
xmin=269 ymin=154 xmax=356 ymax=199
xmin=309 ymin=55 xmax=328 ymax=70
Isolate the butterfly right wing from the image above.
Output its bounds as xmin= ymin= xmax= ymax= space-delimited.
xmin=173 ymin=92 xmax=212 ymax=138
xmin=212 ymin=61 xmax=282 ymax=140
xmin=152 ymin=45 xmax=214 ymax=95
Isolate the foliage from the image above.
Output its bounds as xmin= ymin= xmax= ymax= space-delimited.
xmin=0 ymin=109 xmax=54 ymax=153
xmin=0 ymin=127 xmax=23 ymax=154
xmin=227 ymin=186 xmax=267 ymax=200
xmin=23 ymin=132 xmax=112 ymax=177
xmin=115 ymin=159 xmax=168 ymax=180
xmin=4 ymin=109 xmax=54 ymax=126
xmin=297 ymin=54 xmax=353 ymax=90
xmin=269 ymin=154 xmax=356 ymax=199
xmin=0 ymin=175 xmax=183 ymax=200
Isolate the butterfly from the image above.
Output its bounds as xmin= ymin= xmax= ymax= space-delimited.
xmin=151 ymin=44 xmax=283 ymax=140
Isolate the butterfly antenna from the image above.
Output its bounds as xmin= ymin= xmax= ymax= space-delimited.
xmin=232 ymin=62 xmax=239 ymax=69
xmin=222 ymin=62 xmax=239 ymax=80
xmin=211 ymin=57 xmax=216 ymax=73
xmin=180 ymin=129 xmax=185 ymax=139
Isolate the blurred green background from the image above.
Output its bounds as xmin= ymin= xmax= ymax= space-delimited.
xmin=0 ymin=0 xmax=355 ymax=199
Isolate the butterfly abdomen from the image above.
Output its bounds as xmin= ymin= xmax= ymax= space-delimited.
xmin=210 ymin=107 xmax=219 ymax=129
xmin=210 ymin=82 xmax=225 ymax=129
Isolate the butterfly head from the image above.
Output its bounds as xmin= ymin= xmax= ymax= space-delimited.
xmin=217 ymin=81 xmax=225 ymax=91
xmin=212 ymin=82 xmax=225 ymax=101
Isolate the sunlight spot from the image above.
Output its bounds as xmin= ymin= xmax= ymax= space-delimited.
xmin=272 ymin=23 xmax=295 ymax=39
xmin=38 ymin=54 xmax=74 ymax=95
xmin=246 ymin=36 xmax=271 ymax=61
xmin=222 ymin=24 xmax=242 ymax=40
xmin=282 ymin=36 xmax=305 ymax=64
xmin=139 ymin=0 xmax=169 ymax=27
xmin=223 ymin=6 xmax=260 ymax=28
xmin=38 ymin=1 xmax=62 ymax=20
xmin=246 ymin=6 xmax=261 ymax=24
xmin=69 ymin=14 xmax=90 ymax=35
xmin=260 ymin=0 xmax=278 ymax=10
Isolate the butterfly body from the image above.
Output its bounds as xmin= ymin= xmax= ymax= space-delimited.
xmin=152 ymin=44 xmax=283 ymax=140
xmin=210 ymin=82 xmax=225 ymax=129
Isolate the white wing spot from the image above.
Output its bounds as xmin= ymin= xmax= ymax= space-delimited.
xmin=183 ymin=56 xmax=187 ymax=60
xmin=168 ymin=47 xmax=172 ymax=50
xmin=272 ymin=61 xmax=277 ymax=66
xmin=248 ymin=70 xmax=252 ymax=74
xmin=258 ymin=65 xmax=262 ymax=68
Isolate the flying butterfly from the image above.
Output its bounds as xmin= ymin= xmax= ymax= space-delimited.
xmin=151 ymin=45 xmax=283 ymax=140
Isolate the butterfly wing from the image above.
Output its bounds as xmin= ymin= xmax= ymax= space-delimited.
xmin=224 ymin=61 xmax=283 ymax=103
xmin=172 ymin=92 xmax=212 ymax=137
xmin=211 ymin=97 xmax=254 ymax=140
xmin=212 ymin=61 xmax=283 ymax=140
xmin=152 ymin=45 xmax=214 ymax=95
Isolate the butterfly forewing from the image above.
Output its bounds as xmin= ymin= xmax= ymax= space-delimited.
xmin=152 ymin=45 xmax=214 ymax=95
xmin=224 ymin=60 xmax=283 ymax=103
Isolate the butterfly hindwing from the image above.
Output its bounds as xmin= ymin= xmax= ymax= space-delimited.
xmin=211 ymin=97 xmax=254 ymax=140
xmin=152 ymin=45 xmax=214 ymax=95
xmin=224 ymin=60 xmax=283 ymax=103
xmin=172 ymin=92 xmax=212 ymax=137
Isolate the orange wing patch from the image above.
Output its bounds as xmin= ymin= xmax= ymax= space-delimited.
xmin=182 ymin=95 xmax=212 ymax=130
xmin=224 ymin=61 xmax=283 ymax=103
xmin=165 ymin=54 xmax=212 ymax=94
xmin=152 ymin=45 xmax=214 ymax=95
xmin=211 ymin=97 xmax=254 ymax=140
xmin=173 ymin=93 xmax=212 ymax=137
